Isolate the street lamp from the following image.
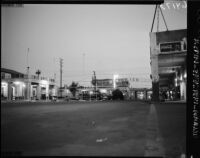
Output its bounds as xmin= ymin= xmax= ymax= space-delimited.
xmin=113 ymin=74 xmax=119 ymax=89
xmin=184 ymin=72 xmax=187 ymax=79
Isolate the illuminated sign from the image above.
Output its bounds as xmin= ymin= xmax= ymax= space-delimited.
xmin=160 ymin=41 xmax=182 ymax=53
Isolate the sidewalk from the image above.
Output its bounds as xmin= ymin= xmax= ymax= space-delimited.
xmin=163 ymin=100 xmax=186 ymax=104
xmin=1 ymin=99 xmax=107 ymax=105
xmin=1 ymin=99 xmax=58 ymax=105
xmin=154 ymin=102 xmax=186 ymax=157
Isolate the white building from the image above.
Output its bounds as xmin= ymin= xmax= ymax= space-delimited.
xmin=1 ymin=68 xmax=58 ymax=101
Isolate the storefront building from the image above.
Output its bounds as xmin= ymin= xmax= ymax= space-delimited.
xmin=1 ymin=68 xmax=58 ymax=101
xmin=91 ymin=77 xmax=152 ymax=100
xmin=150 ymin=29 xmax=187 ymax=101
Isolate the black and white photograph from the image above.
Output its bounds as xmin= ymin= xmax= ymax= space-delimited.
xmin=1 ymin=0 xmax=191 ymax=157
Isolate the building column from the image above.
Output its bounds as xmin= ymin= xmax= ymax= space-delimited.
xmin=135 ymin=91 xmax=137 ymax=100
xmin=25 ymin=81 xmax=31 ymax=100
xmin=151 ymin=54 xmax=159 ymax=102
xmin=8 ymin=83 xmax=13 ymax=101
xmin=145 ymin=90 xmax=148 ymax=100
xmin=37 ymin=84 xmax=41 ymax=100
xmin=152 ymin=82 xmax=159 ymax=102
xmin=180 ymin=80 xmax=186 ymax=101
xmin=46 ymin=84 xmax=49 ymax=100
xmin=150 ymin=32 xmax=159 ymax=102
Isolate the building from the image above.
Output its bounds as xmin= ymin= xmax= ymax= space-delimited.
xmin=1 ymin=68 xmax=58 ymax=101
xmin=129 ymin=88 xmax=152 ymax=101
xmin=94 ymin=79 xmax=113 ymax=94
xmin=92 ymin=78 xmax=130 ymax=96
xmin=91 ymin=77 xmax=152 ymax=100
xmin=150 ymin=29 xmax=187 ymax=101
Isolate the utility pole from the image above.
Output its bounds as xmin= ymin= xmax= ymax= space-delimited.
xmin=26 ymin=48 xmax=30 ymax=101
xmin=60 ymin=58 xmax=63 ymax=98
xmin=93 ymin=71 xmax=97 ymax=100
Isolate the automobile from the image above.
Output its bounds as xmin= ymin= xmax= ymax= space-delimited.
xmin=70 ymin=97 xmax=80 ymax=100
xmin=102 ymin=95 xmax=108 ymax=100
xmin=52 ymin=96 xmax=57 ymax=101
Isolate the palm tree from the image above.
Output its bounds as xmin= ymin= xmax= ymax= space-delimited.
xmin=35 ymin=69 xmax=41 ymax=79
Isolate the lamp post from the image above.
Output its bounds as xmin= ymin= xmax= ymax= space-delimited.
xmin=113 ymin=74 xmax=119 ymax=89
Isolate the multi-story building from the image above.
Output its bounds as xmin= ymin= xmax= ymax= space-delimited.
xmin=150 ymin=29 xmax=187 ymax=101
xmin=94 ymin=79 xmax=113 ymax=95
xmin=92 ymin=78 xmax=128 ymax=95
xmin=1 ymin=68 xmax=58 ymax=101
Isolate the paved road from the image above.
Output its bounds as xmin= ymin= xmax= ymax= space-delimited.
xmin=1 ymin=100 xmax=186 ymax=157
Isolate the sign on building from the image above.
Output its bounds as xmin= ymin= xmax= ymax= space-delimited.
xmin=160 ymin=41 xmax=182 ymax=53
xmin=96 ymin=79 xmax=113 ymax=87
xmin=116 ymin=78 xmax=129 ymax=87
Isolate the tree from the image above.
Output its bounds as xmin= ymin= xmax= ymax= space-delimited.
xmin=112 ymin=89 xmax=124 ymax=100
xmin=91 ymin=76 xmax=96 ymax=86
xmin=35 ymin=69 xmax=41 ymax=79
xmin=69 ymin=81 xmax=79 ymax=97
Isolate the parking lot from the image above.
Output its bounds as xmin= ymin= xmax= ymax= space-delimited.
xmin=1 ymin=100 xmax=186 ymax=157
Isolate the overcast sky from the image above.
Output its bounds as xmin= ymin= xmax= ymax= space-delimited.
xmin=1 ymin=2 xmax=187 ymax=87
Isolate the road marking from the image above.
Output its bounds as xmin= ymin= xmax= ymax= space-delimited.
xmin=144 ymin=104 xmax=165 ymax=157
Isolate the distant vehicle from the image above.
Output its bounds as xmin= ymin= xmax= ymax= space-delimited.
xmin=69 ymin=97 xmax=80 ymax=100
xmin=51 ymin=96 xmax=57 ymax=101
xmin=101 ymin=94 xmax=108 ymax=100
xmin=91 ymin=91 xmax=102 ymax=100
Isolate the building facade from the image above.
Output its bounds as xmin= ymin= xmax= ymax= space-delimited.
xmin=91 ymin=77 xmax=152 ymax=100
xmin=150 ymin=29 xmax=187 ymax=101
xmin=1 ymin=68 xmax=58 ymax=101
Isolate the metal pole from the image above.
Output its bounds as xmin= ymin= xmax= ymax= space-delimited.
xmin=60 ymin=58 xmax=63 ymax=98
xmin=93 ymin=71 xmax=97 ymax=100
xmin=26 ymin=48 xmax=30 ymax=101
xmin=27 ymin=66 xmax=30 ymax=101
xmin=96 ymin=81 xmax=97 ymax=100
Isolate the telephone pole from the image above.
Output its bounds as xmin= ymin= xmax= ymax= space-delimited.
xmin=93 ymin=71 xmax=97 ymax=100
xmin=60 ymin=58 xmax=63 ymax=98
xmin=26 ymin=48 xmax=30 ymax=101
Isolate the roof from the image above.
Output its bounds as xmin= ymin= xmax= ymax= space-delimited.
xmin=96 ymin=79 xmax=112 ymax=81
xmin=1 ymin=68 xmax=25 ymax=75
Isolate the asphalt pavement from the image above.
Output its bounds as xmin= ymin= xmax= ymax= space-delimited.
xmin=1 ymin=100 xmax=186 ymax=157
